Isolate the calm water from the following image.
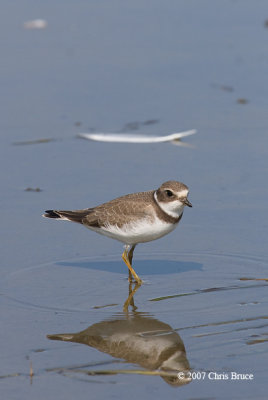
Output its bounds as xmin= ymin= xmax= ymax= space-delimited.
xmin=1 ymin=1 xmax=268 ymax=399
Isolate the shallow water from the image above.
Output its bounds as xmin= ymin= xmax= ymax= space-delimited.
xmin=1 ymin=1 xmax=268 ymax=399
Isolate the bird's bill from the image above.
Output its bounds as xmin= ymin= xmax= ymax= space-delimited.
xmin=184 ymin=198 xmax=192 ymax=207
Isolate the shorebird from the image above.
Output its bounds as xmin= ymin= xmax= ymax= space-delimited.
xmin=43 ymin=180 xmax=192 ymax=284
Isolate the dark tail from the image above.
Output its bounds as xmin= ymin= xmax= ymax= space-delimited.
xmin=43 ymin=210 xmax=61 ymax=219
xmin=42 ymin=208 xmax=93 ymax=224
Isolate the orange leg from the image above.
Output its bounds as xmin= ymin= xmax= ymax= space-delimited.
xmin=122 ymin=245 xmax=142 ymax=285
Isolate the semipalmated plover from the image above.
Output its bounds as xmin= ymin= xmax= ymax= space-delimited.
xmin=43 ymin=181 xmax=192 ymax=284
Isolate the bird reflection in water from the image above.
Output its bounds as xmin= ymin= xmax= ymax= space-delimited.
xmin=47 ymin=283 xmax=191 ymax=386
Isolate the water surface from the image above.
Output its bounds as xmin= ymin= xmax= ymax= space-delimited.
xmin=0 ymin=1 xmax=268 ymax=399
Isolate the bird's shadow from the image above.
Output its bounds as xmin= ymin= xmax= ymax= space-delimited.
xmin=57 ymin=259 xmax=202 ymax=275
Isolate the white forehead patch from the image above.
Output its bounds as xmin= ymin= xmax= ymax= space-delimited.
xmin=177 ymin=189 xmax=189 ymax=198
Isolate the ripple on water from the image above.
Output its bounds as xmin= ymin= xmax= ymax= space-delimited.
xmin=1 ymin=251 xmax=267 ymax=315
xmin=1 ymin=251 xmax=267 ymax=389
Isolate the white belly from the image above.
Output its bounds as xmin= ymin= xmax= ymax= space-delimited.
xmin=86 ymin=218 xmax=178 ymax=245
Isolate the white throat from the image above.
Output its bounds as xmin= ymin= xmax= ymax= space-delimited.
xmin=154 ymin=192 xmax=184 ymax=218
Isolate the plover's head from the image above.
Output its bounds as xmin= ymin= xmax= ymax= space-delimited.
xmin=154 ymin=181 xmax=192 ymax=218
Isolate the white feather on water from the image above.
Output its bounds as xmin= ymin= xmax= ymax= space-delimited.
xmin=78 ymin=129 xmax=196 ymax=144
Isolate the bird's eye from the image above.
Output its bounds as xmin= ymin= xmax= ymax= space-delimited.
xmin=165 ymin=190 xmax=173 ymax=197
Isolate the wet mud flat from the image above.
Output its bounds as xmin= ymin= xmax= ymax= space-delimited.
xmin=1 ymin=0 xmax=268 ymax=399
